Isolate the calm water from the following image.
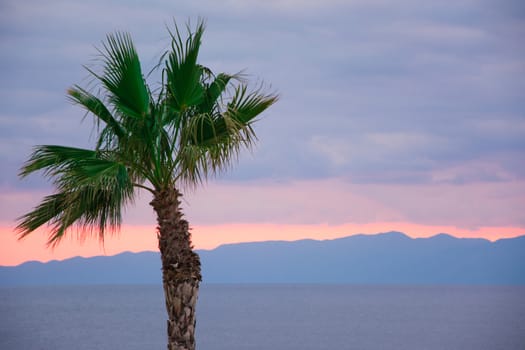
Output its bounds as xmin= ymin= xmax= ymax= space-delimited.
xmin=1 ymin=284 xmax=524 ymax=349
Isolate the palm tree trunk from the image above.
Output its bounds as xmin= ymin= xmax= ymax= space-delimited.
xmin=150 ymin=188 xmax=202 ymax=350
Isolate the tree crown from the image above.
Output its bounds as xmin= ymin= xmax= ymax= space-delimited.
xmin=17 ymin=19 xmax=278 ymax=245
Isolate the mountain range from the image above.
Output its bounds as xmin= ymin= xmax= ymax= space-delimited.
xmin=1 ymin=232 xmax=524 ymax=286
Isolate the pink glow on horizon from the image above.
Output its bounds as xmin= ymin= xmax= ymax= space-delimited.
xmin=3 ymin=178 xmax=524 ymax=266
xmin=1 ymin=223 xmax=524 ymax=266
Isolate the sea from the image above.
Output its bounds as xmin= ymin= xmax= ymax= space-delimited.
xmin=1 ymin=284 xmax=524 ymax=350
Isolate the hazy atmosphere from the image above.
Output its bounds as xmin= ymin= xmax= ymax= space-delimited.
xmin=1 ymin=0 xmax=524 ymax=265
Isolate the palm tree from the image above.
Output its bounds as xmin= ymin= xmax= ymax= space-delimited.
xmin=16 ymin=19 xmax=277 ymax=350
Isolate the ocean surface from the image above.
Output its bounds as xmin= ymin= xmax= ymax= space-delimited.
xmin=1 ymin=284 xmax=524 ymax=350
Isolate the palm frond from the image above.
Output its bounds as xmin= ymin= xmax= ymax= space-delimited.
xmin=198 ymin=73 xmax=234 ymax=113
xmin=226 ymin=85 xmax=279 ymax=125
xmin=19 ymin=145 xmax=97 ymax=179
xmin=96 ymin=32 xmax=150 ymax=119
xmin=172 ymin=83 xmax=277 ymax=186
xmin=67 ymin=85 xmax=126 ymax=142
xmin=16 ymin=193 xmax=68 ymax=239
xmin=164 ymin=19 xmax=205 ymax=114
xmin=54 ymin=157 xmax=127 ymax=190
xmin=17 ymin=157 xmax=134 ymax=246
xmin=187 ymin=85 xmax=278 ymax=147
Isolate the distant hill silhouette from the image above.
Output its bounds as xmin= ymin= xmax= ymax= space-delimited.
xmin=1 ymin=232 xmax=524 ymax=286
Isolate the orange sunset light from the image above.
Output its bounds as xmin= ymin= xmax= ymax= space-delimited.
xmin=1 ymin=223 xmax=524 ymax=267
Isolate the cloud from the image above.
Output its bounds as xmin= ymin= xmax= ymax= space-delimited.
xmin=108 ymin=178 xmax=525 ymax=229
xmin=1 ymin=0 xmax=523 ymax=195
xmin=7 ymin=177 xmax=522 ymax=231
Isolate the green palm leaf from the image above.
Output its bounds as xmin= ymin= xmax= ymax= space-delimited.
xmin=16 ymin=193 xmax=68 ymax=240
xmin=198 ymin=73 xmax=234 ymax=113
xmin=67 ymin=85 xmax=126 ymax=142
xmin=19 ymin=145 xmax=98 ymax=178
xmin=18 ymin=144 xmax=134 ymax=243
xmin=187 ymin=86 xmax=278 ymax=148
xmin=226 ymin=85 xmax=278 ymax=124
xmin=96 ymin=32 xmax=150 ymax=119
xmin=165 ymin=20 xmax=206 ymax=114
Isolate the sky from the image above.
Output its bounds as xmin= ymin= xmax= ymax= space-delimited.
xmin=1 ymin=0 xmax=524 ymax=266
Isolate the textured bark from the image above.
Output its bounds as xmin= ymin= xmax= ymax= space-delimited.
xmin=150 ymin=188 xmax=202 ymax=350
